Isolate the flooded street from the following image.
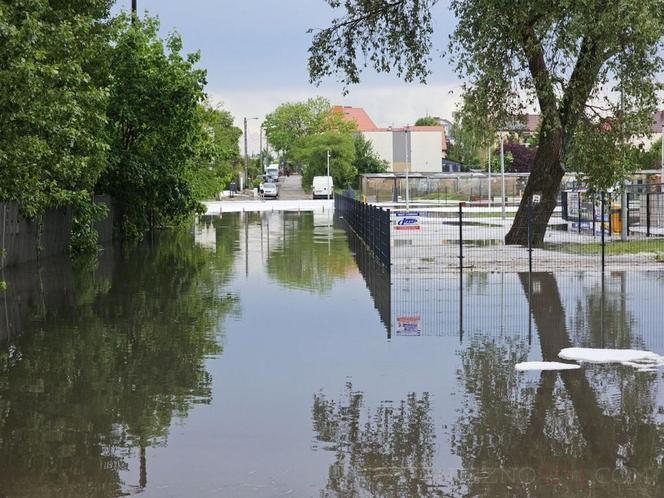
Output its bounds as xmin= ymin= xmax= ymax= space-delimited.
xmin=1 ymin=211 xmax=663 ymax=497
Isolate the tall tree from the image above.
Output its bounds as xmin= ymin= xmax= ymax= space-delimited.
xmin=264 ymin=97 xmax=356 ymax=162
xmin=99 ymin=14 xmax=208 ymax=236
xmin=308 ymin=0 xmax=664 ymax=245
xmin=0 ymin=0 xmax=112 ymax=218
xmin=352 ymin=134 xmax=388 ymax=179
xmin=292 ymin=130 xmax=357 ymax=189
xmin=193 ymin=104 xmax=242 ymax=198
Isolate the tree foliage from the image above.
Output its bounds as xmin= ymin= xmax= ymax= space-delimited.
xmin=308 ymin=0 xmax=664 ymax=244
xmin=98 ymin=14 xmax=209 ymax=235
xmin=292 ymin=131 xmax=357 ymax=189
xmin=193 ymin=104 xmax=242 ymax=198
xmin=0 ymin=0 xmax=112 ymax=219
xmin=414 ymin=116 xmax=439 ymax=126
xmin=264 ymin=97 xmax=356 ymax=162
xmin=352 ymin=133 xmax=388 ymax=181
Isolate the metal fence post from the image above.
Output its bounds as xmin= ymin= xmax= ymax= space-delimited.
xmin=646 ymin=192 xmax=651 ymax=238
xmin=459 ymin=203 xmax=464 ymax=271
xmin=601 ymin=191 xmax=606 ymax=272
xmin=626 ymin=191 xmax=631 ymax=237
xmin=527 ymin=195 xmax=533 ymax=275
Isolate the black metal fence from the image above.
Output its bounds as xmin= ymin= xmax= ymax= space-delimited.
xmin=389 ymin=187 xmax=664 ymax=275
xmin=334 ymin=194 xmax=391 ymax=269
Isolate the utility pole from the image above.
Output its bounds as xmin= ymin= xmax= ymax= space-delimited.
xmin=259 ymin=124 xmax=263 ymax=173
xmin=326 ymin=150 xmax=331 ymax=200
xmin=500 ymin=131 xmax=506 ymax=220
xmin=131 ymin=0 xmax=137 ymax=23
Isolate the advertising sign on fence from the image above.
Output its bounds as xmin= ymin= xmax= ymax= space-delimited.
xmin=394 ymin=211 xmax=420 ymax=231
xmin=396 ymin=315 xmax=421 ymax=336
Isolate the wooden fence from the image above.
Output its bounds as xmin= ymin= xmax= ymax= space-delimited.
xmin=0 ymin=196 xmax=113 ymax=270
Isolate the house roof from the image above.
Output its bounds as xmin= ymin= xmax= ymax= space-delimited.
xmin=332 ymin=105 xmax=378 ymax=131
xmin=334 ymin=106 xmax=448 ymax=151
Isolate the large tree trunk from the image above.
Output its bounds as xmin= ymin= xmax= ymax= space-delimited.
xmin=505 ymin=128 xmax=565 ymax=246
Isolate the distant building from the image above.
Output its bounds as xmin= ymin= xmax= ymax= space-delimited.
xmin=333 ymin=105 xmax=448 ymax=173
xmin=641 ymin=109 xmax=664 ymax=150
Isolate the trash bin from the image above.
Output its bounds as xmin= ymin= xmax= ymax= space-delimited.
xmin=611 ymin=203 xmax=621 ymax=234
xmin=229 ymin=181 xmax=237 ymax=198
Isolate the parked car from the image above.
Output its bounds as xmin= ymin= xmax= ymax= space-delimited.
xmin=261 ymin=181 xmax=279 ymax=199
xmin=312 ymin=176 xmax=334 ymax=199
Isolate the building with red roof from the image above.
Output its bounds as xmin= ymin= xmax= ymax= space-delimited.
xmin=335 ymin=106 xmax=448 ymax=173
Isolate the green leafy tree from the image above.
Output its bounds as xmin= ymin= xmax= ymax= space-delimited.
xmin=193 ymin=104 xmax=242 ymax=198
xmin=99 ymin=14 xmax=209 ymax=236
xmin=352 ymin=134 xmax=388 ymax=184
xmin=308 ymin=0 xmax=664 ymax=245
xmin=292 ymin=131 xmax=357 ymax=189
xmin=264 ymin=97 xmax=356 ymax=163
xmin=0 ymin=0 xmax=113 ymax=250
xmin=414 ymin=116 xmax=439 ymax=126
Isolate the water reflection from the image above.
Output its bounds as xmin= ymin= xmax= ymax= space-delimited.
xmin=266 ymin=211 xmax=356 ymax=293
xmin=312 ymin=382 xmax=438 ymax=497
xmin=451 ymin=272 xmax=664 ymax=496
xmin=332 ymin=223 xmax=664 ymax=496
xmin=0 ymin=226 xmax=239 ymax=497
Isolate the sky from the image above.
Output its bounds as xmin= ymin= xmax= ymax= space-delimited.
xmin=112 ymin=0 xmax=462 ymax=153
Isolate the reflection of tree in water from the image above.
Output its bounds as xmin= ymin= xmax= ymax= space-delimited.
xmin=0 ymin=227 xmax=239 ymax=497
xmin=267 ymin=213 xmax=354 ymax=294
xmin=450 ymin=272 xmax=664 ymax=497
xmin=570 ymin=272 xmax=637 ymax=349
xmin=312 ymin=382 xmax=439 ymax=497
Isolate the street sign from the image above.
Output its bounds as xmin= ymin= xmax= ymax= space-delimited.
xmin=394 ymin=211 xmax=420 ymax=231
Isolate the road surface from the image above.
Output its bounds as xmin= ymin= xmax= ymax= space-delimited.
xmin=276 ymin=174 xmax=309 ymax=200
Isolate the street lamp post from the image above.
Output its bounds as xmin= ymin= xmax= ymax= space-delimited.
xmin=243 ymin=117 xmax=259 ymax=191
xmin=326 ymin=150 xmax=331 ymax=200
xmin=405 ymin=127 xmax=411 ymax=211
xmin=500 ymin=131 xmax=506 ymax=220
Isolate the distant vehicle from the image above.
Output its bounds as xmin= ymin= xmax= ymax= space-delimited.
xmin=265 ymin=164 xmax=280 ymax=182
xmin=261 ymin=181 xmax=279 ymax=199
xmin=312 ymin=176 xmax=334 ymax=199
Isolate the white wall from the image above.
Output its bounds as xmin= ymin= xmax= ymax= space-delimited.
xmin=361 ymin=129 xmax=444 ymax=173
xmin=410 ymin=132 xmax=443 ymax=173
xmin=362 ymin=131 xmax=393 ymax=165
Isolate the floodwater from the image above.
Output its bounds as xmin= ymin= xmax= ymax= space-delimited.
xmin=1 ymin=211 xmax=663 ymax=497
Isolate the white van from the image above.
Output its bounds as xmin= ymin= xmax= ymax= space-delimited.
xmin=312 ymin=176 xmax=334 ymax=199
xmin=265 ymin=164 xmax=279 ymax=182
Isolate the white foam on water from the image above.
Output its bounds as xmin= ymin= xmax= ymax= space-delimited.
xmin=558 ymin=348 xmax=664 ymax=372
xmin=515 ymin=361 xmax=581 ymax=371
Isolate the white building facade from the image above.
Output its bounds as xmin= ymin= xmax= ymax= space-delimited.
xmin=334 ymin=106 xmax=448 ymax=173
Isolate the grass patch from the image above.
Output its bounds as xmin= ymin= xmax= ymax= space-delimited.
xmin=545 ymin=239 xmax=664 ymax=256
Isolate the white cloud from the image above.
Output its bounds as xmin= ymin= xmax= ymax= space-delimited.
xmin=209 ymin=83 xmax=463 ymax=154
